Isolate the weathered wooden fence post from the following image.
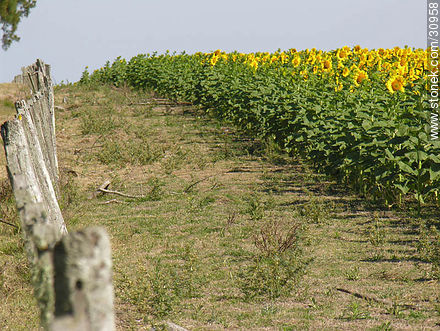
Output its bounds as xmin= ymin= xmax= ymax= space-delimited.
xmin=1 ymin=60 xmax=115 ymax=330
xmin=51 ymin=228 xmax=115 ymax=330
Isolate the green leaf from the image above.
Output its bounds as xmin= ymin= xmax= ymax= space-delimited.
xmin=394 ymin=184 xmax=410 ymax=194
xmin=397 ymin=161 xmax=417 ymax=175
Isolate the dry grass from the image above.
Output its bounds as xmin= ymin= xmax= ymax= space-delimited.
xmin=0 ymin=83 xmax=439 ymax=330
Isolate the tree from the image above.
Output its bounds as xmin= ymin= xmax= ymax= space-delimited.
xmin=0 ymin=0 xmax=36 ymax=50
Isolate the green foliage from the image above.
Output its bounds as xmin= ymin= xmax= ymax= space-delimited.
xmin=80 ymin=51 xmax=440 ymax=211
xmin=368 ymin=214 xmax=387 ymax=260
xmin=2 ymin=98 xmax=14 ymax=108
xmin=345 ymin=266 xmax=361 ymax=281
xmin=79 ymin=107 xmax=119 ymax=135
xmin=237 ymin=219 xmax=309 ymax=301
xmin=97 ymin=138 xmax=162 ymax=166
xmin=340 ymin=302 xmax=371 ymax=320
xmin=0 ymin=0 xmax=36 ymax=50
xmin=58 ymin=172 xmax=81 ymax=211
xmin=244 ymin=194 xmax=266 ymax=221
xmin=0 ymin=178 xmax=19 ymax=233
xmin=417 ymin=223 xmax=440 ymax=279
xmin=117 ymin=255 xmax=203 ymax=319
xmin=370 ymin=321 xmax=393 ymax=331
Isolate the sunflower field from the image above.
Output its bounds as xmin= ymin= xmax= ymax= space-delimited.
xmin=80 ymin=46 xmax=439 ymax=210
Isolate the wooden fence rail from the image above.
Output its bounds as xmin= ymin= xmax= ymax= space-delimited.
xmin=1 ymin=60 xmax=115 ymax=330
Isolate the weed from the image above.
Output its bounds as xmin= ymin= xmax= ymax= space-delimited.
xmin=340 ymin=302 xmax=370 ymax=320
xmin=147 ymin=261 xmax=180 ymax=318
xmin=386 ymin=302 xmax=404 ymax=318
xmin=369 ymin=321 xmax=392 ymax=331
xmin=1 ymin=99 xmax=14 ymax=109
xmin=0 ymin=179 xmax=20 ymax=233
xmin=146 ymin=178 xmax=165 ymax=201
xmin=369 ymin=214 xmax=387 ymax=247
xmin=244 ymin=194 xmax=265 ymax=221
xmin=253 ymin=219 xmax=303 ymax=257
xmin=79 ymin=107 xmax=119 ymax=135
xmin=299 ymin=196 xmax=328 ymax=224
xmin=126 ymin=139 xmax=163 ymax=165
xmin=345 ymin=266 xmax=361 ymax=281
xmin=0 ymin=241 xmax=23 ymax=256
xmin=186 ymin=194 xmax=215 ymax=213
xmin=132 ymin=104 xmax=153 ymax=117
xmin=237 ymin=219 xmax=309 ymax=301
xmin=58 ymin=170 xmax=81 ymax=211
xmin=309 ymin=297 xmax=318 ymax=309
xmin=262 ymin=137 xmax=289 ymax=165
xmin=416 ymin=223 xmax=440 ymax=279
xmin=117 ymin=251 xmax=203 ymax=319
xmin=97 ymin=138 xmax=162 ymax=166
xmin=161 ymin=146 xmax=188 ymax=175
xmin=407 ymin=310 xmax=425 ymax=319
xmin=226 ymin=211 xmax=237 ymax=226
xmin=96 ymin=139 xmax=124 ymax=164
xmin=260 ymin=304 xmax=278 ymax=316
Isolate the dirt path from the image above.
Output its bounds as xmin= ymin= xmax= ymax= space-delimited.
xmin=0 ymin=84 xmax=439 ymax=330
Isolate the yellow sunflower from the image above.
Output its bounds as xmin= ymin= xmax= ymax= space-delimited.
xmin=323 ymin=59 xmax=332 ymax=71
xmin=210 ymin=55 xmax=218 ymax=66
xmin=386 ymin=76 xmax=405 ymax=93
xmin=337 ymin=49 xmax=348 ymax=61
xmin=354 ymin=70 xmax=368 ymax=86
xmin=292 ymin=56 xmax=301 ymax=67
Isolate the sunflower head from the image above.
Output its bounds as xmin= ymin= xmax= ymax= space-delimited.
xmin=337 ymin=49 xmax=347 ymax=60
xmin=323 ymin=59 xmax=332 ymax=71
xmin=386 ymin=76 xmax=405 ymax=93
xmin=292 ymin=56 xmax=301 ymax=67
xmin=210 ymin=56 xmax=218 ymax=66
xmin=342 ymin=67 xmax=350 ymax=77
xmin=249 ymin=59 xmax=258 ymax=70
xmin=354 ymin=70 xmax=368 ymax=86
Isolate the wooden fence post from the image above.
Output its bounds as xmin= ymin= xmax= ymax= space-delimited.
xmin=2 ymin=60 xmax=115 ymax=330
xmin=51 ymin=228 xmax=115 ymax=331
xmin=12 ymin=174 xmax=59 ymax=328
xmin=1 ymin=115 xmax=67 ymax=235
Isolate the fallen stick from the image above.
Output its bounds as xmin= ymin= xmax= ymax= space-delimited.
xmin=336 ymin=288 xmax=417 ymax=309
xmin=98 ymin=188 xmax=144 ymax=199
xmin=90 ymin=180 xmax=112 ymax=199
xmin=336 ymin=288 xmax=385 ymax=305
xmin=99 ymin=199 xmax=128 ymax=205
xmin=74 ymin=135 xmax=104 ymax=157
xmin=184 ymin=174 xmax=217 ymax=193
xmin=0 ymin=218 xmax=18 ymax=228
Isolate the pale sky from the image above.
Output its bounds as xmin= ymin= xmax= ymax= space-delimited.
xmin=0 ymin=0 xmax=426 ymax=83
